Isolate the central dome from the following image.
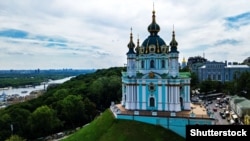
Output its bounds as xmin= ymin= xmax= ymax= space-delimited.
xmin=142 ymin=35 xmax=166 ymax=48
xmin=141 ymin=10 xmax=168 ymax=54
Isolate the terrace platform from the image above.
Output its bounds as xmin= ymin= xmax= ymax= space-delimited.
xmin=112 ymin=103 xmax=210 ymax=119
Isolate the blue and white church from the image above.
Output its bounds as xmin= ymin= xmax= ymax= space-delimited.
xmin=111 ymin=8 xmax=214 ymax=138
xmin=121 ymin=9 xmax=191 ymax=112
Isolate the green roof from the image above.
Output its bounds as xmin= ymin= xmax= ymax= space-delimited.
xmin=237 ymin=100 xmax=250 ymax=108
xmin=179 ymin=72 xmax=191 ymax=78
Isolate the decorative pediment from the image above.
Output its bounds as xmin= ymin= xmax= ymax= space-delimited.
xmin=142 ymin=72 xmax=162 ymax=79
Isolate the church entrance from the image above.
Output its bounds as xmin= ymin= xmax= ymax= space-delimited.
xmin=150 ymin=97 xmax=155 ymax=107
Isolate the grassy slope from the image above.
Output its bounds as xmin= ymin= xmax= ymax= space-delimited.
xmin=63 ymin=109 xmax=185 ymax=141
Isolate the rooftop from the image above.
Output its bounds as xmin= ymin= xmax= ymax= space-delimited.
xmin=226 ymin=65 xmax=250 ymax=68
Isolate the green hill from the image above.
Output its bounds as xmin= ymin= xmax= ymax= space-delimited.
xmin=62 ymin=109 xmax=185 ymax=141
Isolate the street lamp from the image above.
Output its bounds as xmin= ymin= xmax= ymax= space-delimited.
xmin=10 ymin=124 xmax=13 ymax=135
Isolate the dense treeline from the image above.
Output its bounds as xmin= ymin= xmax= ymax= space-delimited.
xmin=1 ymin=67 xmax=249 ymax=140
xmin=181 ymin=66 xmax=250 ymax=99
xmin=0 ymin=70 xmax=94 ymax=88
xmin=0 ymin=67 xmax=124 ymax=140
xmin=193 ymin=71 xmax=250 ymax=99
xmin=0 ymin=73 xmax=67 ymax=88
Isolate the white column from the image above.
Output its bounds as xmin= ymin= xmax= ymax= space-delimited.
xmin=169 ymin=86 xmax=172 ymax=111
xmin=125 ymin=85 xmax=129 ymax=109
xmin=132 ymin=85 xmax=136 ymax=110
xmin=130 ymin=85 xmax=134 ymax=104
xmin=158 ymin=84 xmax=162 ymax=111
xmin=174 ymin=86 xmax=181 ymax=111
xmin=175 ymin=86 xmax=178 ymax=103
xmin=171 ymin=87 xmax=174 ymax=103
xmin=121 ymin=84 xmax=125 ymax=106
xmin=130 ymin=86 xmax=132 ymax=109
xmin=142 ymin=84 xmax=146 ymax=110
xmin=165 ymin=85 xmax=168 ymax=111
xmin=187 ymin=86 xmax=190 ymax=102
xmin=136 ymin=85 xmax=140 ymax=109
xmin=130 ymin=86 xmax=133 ymax=109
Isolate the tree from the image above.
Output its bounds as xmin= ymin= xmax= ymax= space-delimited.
xmin=0 ymin=113 xmax=12 ymax=141
xmin=199 ymin=79 xmax=214 ymax=94
xmin=5 ymin=134 xmax=26 ymax=141
xmin=83 ymin=98 xmax=97 ymax=121
xmin=60 ymin=95 xmax=86 ymax=128
xmin=27 ymin=105 xmax=62 ymax=138
xmin=190 ymin=72 xmax=199 ymax=89
xmin=88 ymin=76 xmax=121 ymax=110
xmin=223 ymin=81 xmax=235 ymax=95
xmin=235 ymin=71 xmax=250 ymax=98
xmin=8 ymin=108 xmax=31 ymax=137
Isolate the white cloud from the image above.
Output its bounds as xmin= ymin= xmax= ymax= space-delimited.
xmin=0 ymin=0 xmax=249 ymax=69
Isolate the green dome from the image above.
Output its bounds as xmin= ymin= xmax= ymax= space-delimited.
xmin=142 ymin=35 xmax=166 ymax=48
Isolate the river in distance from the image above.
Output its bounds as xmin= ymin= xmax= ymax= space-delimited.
xmin=0 ymin=76 xmax=75 ymax=96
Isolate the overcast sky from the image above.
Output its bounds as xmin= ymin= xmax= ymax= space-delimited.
xmin=0 ymin=0 xmax=250 ymax=70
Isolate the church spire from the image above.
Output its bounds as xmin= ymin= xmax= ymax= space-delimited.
xmin=152 ymin=3 xmax=156 ymax=23
xmin=127 ymin=27 xmax=135 ymax=54
xmin=135 ymin=34 xmax=140 ymax=55
xmin=147 ymin=4 xmax=160 ymax=35
xmin=170 ymin=25 xmax=179 ymax=53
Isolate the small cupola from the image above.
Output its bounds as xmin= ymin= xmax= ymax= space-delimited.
xmin=135 ymin=35 xmax=140 ymax=56
xmin=127 ymin=28 xmax=136 ymax=54
xmin=170 ymin=27 xmax=179 ymax=53
xmin=147 ymin=9 xmax=160 ymax=36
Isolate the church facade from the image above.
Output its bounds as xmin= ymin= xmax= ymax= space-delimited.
xmin=121 ymin=9 xmax=191 ymax=112
xmin=111 ymin=9 xmax=215 ymax=138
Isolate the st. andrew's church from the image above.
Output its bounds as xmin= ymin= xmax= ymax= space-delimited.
xmin=121 ymin=9 xmax=191 ymax=112
xmin=111 ymin=8 xmax=214 ymax=138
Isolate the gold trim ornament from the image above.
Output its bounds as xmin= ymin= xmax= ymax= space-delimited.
xmin=149 ymin=71 xmax=154 ymax=78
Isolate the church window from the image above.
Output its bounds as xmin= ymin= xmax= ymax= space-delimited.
xmin=141 ymin=60 xmax=144 ymax=68
xmin=162 ymin=48 xmax=165 ymax=53
xmin=140 ymin=48 xmax=144 ymax=54
xmin=218 ymin=74 xmax=221 ymax=80
xmin=150 ymin=60 xmax=155 ymax=68
xmin=149 ymin=97 xmax=155 ymax=107
xmin=150 ymin=47 xmax=154 ymax=52
xmin=208 ymin=74 xmax=211 ymax=80
xmin=161 ymin=60 xmax=165 ymax=68
xmin=149 ymin=83 xmax=155 ymax=91
xmin=149 ymin=45 xmax=155 ymax=53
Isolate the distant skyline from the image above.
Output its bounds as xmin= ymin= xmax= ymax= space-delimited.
xmin=0 ymin=0 xmax=250 ymax=70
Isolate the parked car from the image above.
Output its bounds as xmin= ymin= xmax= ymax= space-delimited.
xmin=221 ymin=114 xmax=226 ymax=119
xmin=219 ymin=104 xmax=223 ymax=108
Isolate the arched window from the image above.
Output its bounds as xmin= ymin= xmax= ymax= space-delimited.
xmin=150 ymin=60 xmax=154 ymax=68
xmin=149 ymin=97 xmax=155 ymax=107
xmin=141 ymin=60 xmax=144 ymax=68
xmin=161 ymin=60 xmax=165 ymax=68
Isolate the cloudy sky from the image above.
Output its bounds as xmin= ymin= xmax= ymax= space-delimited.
xmin=0 ymin=0 xmax=250 ymax=70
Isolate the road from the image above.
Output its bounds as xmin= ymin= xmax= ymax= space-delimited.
xmin=203 ymin=98 xmax=230 ymax=125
